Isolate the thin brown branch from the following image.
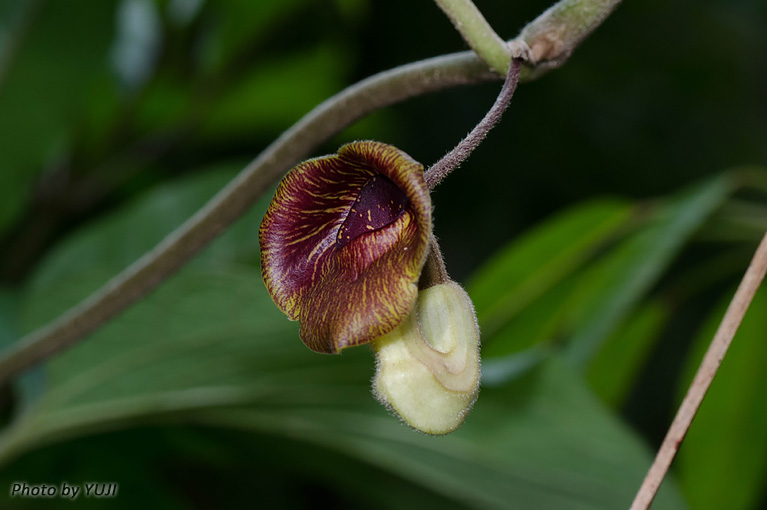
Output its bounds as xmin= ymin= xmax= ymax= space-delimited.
xmin=630 ymin=231 xmax=767 ymax=510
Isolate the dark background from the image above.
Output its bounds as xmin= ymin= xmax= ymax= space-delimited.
xmin=0 ymin=0 xmax=766 ymax=508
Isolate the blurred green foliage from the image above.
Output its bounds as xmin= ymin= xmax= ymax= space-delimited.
xmin=0 ymin=0 xmax=766 ymax=508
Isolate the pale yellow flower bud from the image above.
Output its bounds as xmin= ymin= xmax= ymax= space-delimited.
xmin=372 ymin=281 xmax=480 ymax=435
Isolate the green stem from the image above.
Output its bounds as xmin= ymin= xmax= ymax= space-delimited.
xmin=433 ymin=0 xmax=510 ymax=75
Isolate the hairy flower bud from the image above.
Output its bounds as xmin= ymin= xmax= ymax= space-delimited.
xmin=373 ymin=281 xmax=480 ymax=435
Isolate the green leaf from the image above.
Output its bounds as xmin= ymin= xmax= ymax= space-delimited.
xmin=675 ymin=286 xmax=767 ymax=510
xmin=199 ymin=358 xmax=689 ymax=510
xmin=3 ymin=264 xmax=688 ymax=508
xmin=0 ymin=427 xmax=200 ymax=509
xmin=468 ymin=198 xmax=634 ymax=348
xmin=587 ymin=299 xmax=670 ymax=407
xmin=2 ymin=150 xmax=694 ymax=508
xmin=0 ymin=0 xmax=117 ymax=236
xmin=25 ymin=162 xmax=266 ymax=307
xmin=479 ymin=272 xmax=584 ymax=359
xmin=565 ymin=175 xmax=735 ymax=366
xmin=0 ymin=173 xmax=689 ymax=507
xmin=475 ymin=176 xmax=735 ymax=391
xmin=198 ymin=43 xmax=349 ymax=138
xmin=197 ymin=0 xmax=311 ymax=76
xmin=0 ymin=423 xmax=469 ymax=509
xmin=10 ymin=268 xmax=366 ymax=440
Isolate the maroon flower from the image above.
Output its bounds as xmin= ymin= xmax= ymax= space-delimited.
xmin=259 ymin=141 xmax=432 ymax=353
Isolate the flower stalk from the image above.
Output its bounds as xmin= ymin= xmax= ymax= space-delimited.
xmin=419 ymin=237 xmax=451 ymax=290
xmin=425 ymin=57 xmax=522 ymax=190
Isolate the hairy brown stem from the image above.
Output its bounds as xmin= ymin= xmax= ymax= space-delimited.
xmin=422 ymin=55 xmax=522 ymax=286
xmin=630 ymin=231 xmax=767 ymax=510
xmin=425 ymin=57 xmax=522 ymax=190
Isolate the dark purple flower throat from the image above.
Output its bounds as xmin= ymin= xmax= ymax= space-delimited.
xmin=337 ymin=175 xmax=408 ymax=247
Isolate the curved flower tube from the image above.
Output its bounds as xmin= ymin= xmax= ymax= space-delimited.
xmin=259 ymin=141 xmax=432 ymax=353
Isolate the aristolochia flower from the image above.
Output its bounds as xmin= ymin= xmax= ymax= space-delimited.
xmin=259 ymin=141 xmax=432 ymax=353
